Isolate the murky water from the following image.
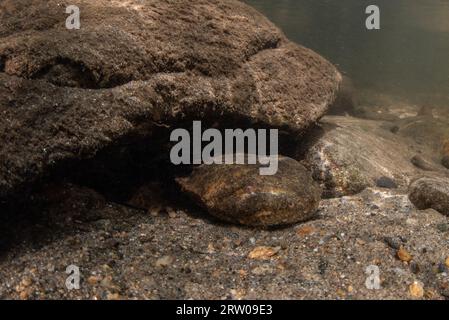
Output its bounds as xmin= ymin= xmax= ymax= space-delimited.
xmin=245 ymin=0 xmax=449 ymax=105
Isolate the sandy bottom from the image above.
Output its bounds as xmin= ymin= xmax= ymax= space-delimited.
xmin=0 ymin=182 xmax=448 ymax=300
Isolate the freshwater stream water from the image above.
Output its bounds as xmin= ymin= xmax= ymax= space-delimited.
xmin=245 ymin=0 xmax=449 ymax=106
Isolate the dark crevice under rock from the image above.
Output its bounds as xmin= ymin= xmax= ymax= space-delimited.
xmin=0 ymin=112 xmax=303 ymax=217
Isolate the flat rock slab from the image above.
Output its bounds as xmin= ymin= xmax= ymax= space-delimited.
xmin=304 ymin=116 xmax=422 ymax=197
xmin=0 ymin=0 xmax=341 ymax=198
xmin=177 ymin=156 xmax=321 ymax=227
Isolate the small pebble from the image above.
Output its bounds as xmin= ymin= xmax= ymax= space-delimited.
xmin=20 ymin=277 xmax=33 ymax=288
xmin=19 ymin=289 xmax=31 ymax=300
xmin=411 ymin=155 xmax=436 ymax=171
xmin=297 ymin=225 xmax=316 ymax=237
xmin=166 ymin=207 xmax=177 ymax=218
xmin=384 ymin=236 xmax=402 ymax=250
xmin=375 ymin=176 xmax=398 ymax=189
xmin=87 ymin=275 xmax=101 ymax=285
xmin=248 ymin=246 xmax=280 ymax=260
xmin=318 ymin=259 xmax=328 ymax=275
xmin=100 ymin=276 xmax=118 ymax=291
xmin=155 ymin=255 xmax=174 ymax=268
xmin=409 ymin=281 xmax=424 ymax=298
xmin=410 ymin=261 xmax=420 ymax=274
xmin=149 ymin=208 xmax=160 ymax=217
xmin=251 ymin=265 xmax=273 ymax=275
xmin=397 ymin=247 xmax=413 ymax=262
xmin=107 ymin=293 xmax=121 ymax=300
xmin=437 ymin=262 xmax=448 ymax=274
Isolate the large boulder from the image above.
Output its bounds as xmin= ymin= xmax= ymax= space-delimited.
xmin=0 ymin=0 xmax=341 ymax=198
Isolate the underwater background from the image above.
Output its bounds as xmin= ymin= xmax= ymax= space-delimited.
xmin=245 ymin=0 xmax=449 ymax=106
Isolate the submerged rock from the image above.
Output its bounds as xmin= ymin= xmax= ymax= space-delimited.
xmin=0 ymin=0 xmax=341 ymax=199
xmin=411 ymin=155 xmax=439 ymax=171
xmin=375 ymin=176 xmax=398 ymax=189
xmin=409 ymin=177 xmax=449 ymax=216
xmin=395 ymin=117 xmax=449 ymax=156
xmin=176 ymin=156 xmax=321 ymax=227
xmin=303 ymin=116 xmax=419 ymax=197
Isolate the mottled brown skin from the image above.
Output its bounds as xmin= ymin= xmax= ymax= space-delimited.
xmin=0 ymin=0 xmax=341 ymax=199
xmin=177 ymin=156 xmax=322 ymax=227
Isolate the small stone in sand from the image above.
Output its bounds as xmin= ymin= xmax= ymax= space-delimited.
xmin=166 ymin=207 xmax=177 ymax=219
xmin=155 ymin=255 xmax=174 ymax=268
xmin=375 ymin=176 xmax=398 ymax=189
xmin=107 ymin=293 xmax=121 ymax=300
xmin=87 ymin=275 xmax=101 ymax=285
xmin=411 ymin=155 xmax=436 ymax=171
xmin=397 ymin=247 xmax=413 ymax=262
xmin=248 ymin=246 xmax=280 ymax=260
xmin=297 ymin=225 xmax=316 ymax=237
xmin=19 ymin=289 xmax=31 ymax=300
xmin=384 ymin=236 xmax=402 ymax=250
xmin=409 ymin=281 xmax=424 ymax=298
